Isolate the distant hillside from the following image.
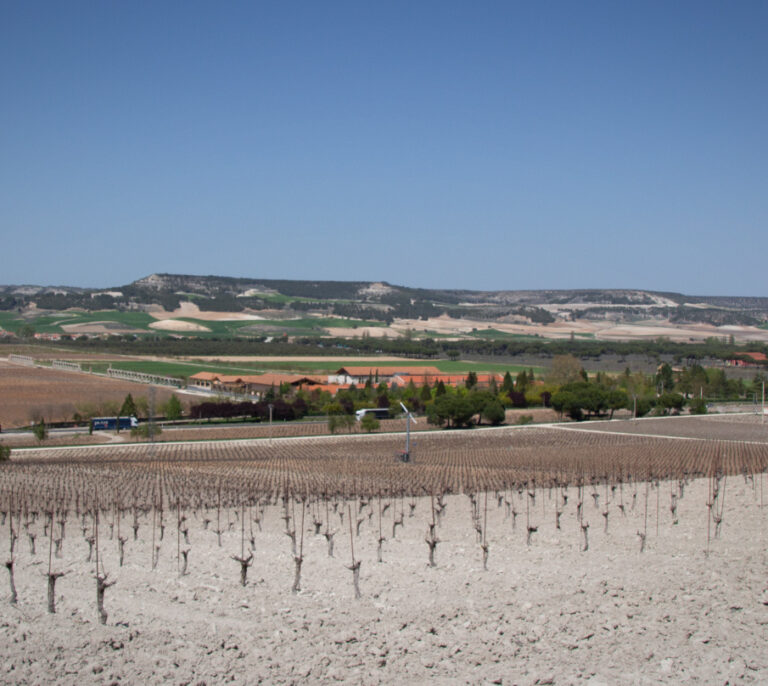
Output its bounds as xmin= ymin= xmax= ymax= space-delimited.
xmin=1 ymin=273 xmax=767 ymax=333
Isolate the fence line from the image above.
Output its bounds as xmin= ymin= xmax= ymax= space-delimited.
xmin=8 ymin=354 xmax=34 ymax=366
xmin=107 ymin=367 xmax=184 ymax=388
xmin=52 ymin=360 xmax=81 ymax=372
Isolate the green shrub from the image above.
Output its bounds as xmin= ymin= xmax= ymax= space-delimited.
xmin=688 ymin=398 xmax=708 ymax=415
xmin=131 ymin=423 xmax=162 ymax=439
xmin=0 ymin=444 xmax=10 ymax=461
xmin=327 ymin=415 xmax=341 ymax=434
xmin=482 ymin=401 xmax=506 ymax=426
xmin=32 ymin=419 xmax=47 ymax=442
xmin=360 ymin=413 xmax=380 ymax=433
xmin=516 ymin=415 xmax=534 ymax=425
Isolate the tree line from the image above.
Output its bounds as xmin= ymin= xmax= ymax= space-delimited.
xmin=6 ymin=331 xmax=767 ymax=367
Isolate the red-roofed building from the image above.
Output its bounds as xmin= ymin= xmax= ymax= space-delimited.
xmin=329 ymin=366 xmax=441 ymax=385
xmin=188 ymin=372 xmax=323 ymax=396
xmin=727 ymin=352 xmax=767 ymax=367
xmin=327 ymin=366 xmax=503 ymax=390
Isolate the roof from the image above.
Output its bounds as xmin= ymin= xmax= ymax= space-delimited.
xmin=189 ymin=371 xmax=224 ymax=381
xmin=190 ymin=371 xmax=321 ymax=387
xmin=742 ymin=352 xmax=767 ymax=362
xmin=391 ymin=373 xmax=505 ymax=386
xmin=314 ymin=383 xmax=350 ymax=395
xmin=248 ymin=373 xmax=321 ymax=387
xmin=335 ymin=366 xmax=443 ymax=377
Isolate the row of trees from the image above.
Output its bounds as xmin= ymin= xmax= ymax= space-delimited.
xmin=6 ymin=328 xmax=768 ymax=367
xmin=655 ymin=363 xmax=765 ymax=400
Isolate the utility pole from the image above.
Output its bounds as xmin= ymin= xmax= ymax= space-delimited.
xmin=399 ymin=402 xmax=416 ymax=462
xmin=148 ymin=386 xmax=156 ymax=445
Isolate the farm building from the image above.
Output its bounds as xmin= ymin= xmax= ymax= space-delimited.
xmin=327 ymin=366 xmax=443 ymax=385
xmin=189 ymin=366 xmax=506 ymax=398
xmin=327 ymin=366 xmax=504 ymax=389
xmin=726 ymin=352 xmax=767 ymax=367
xmin=188 ymin=372 xmax=324 ymax=397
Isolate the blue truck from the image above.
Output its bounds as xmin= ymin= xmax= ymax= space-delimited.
xmin=90 ymin=416 xmax=139 ymax=431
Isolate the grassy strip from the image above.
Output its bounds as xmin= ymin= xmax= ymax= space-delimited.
xmin=83 ymin=357 xmax=545 ymax=378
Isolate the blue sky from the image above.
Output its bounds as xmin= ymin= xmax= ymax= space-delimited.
xmin=1 ymin=2 xmax=766 ymax=295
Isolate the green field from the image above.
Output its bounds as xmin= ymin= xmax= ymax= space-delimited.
xmin=162 ymin=317 xmax=387 ymax=338
xmin=0 ymin=310 xmax=156 ymax=333
xmin=85 ymin=360 xmax=240 ymax=377
xmin=0 ymin=310 xmax=386 ymax=338
xmin=82 ymin=357 xmax=545 ymax=379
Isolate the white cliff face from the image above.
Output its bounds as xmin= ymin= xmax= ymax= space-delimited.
xmin=357 ymin=282 xmax=395 ymax=298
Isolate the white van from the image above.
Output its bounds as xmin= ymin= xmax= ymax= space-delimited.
xmin=355 ymin=408 xmax=390 ymax=421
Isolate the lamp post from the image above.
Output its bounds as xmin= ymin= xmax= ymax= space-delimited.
xmin=268 ymin=403 xmax=274 ymax=445
xmin=399 ymin=402 xmax=416 ymax=462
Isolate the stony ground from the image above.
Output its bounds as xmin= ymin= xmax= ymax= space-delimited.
xmin=2 ymin=477 xmax=767 ymax=685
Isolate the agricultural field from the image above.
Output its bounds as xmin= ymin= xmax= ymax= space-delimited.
xmin=3 ymin=349 xmax=545 ymax=384
xmin=7 ymin=418 xmax=768 ymax=496
xmin=0 ymin=360 xmax=194 ymax=429
xmin=0 ymin=310 xmax=156 ymax=335
xmin=1 ymin=417 xmax=768 ymax=682
xmin=563 ymin=413 xmax=768 ymax=444
xmin=68 ymin=356 xmax=544 ymax=378
xmin=0 ymin=308 xmax=388 ymax=338
xmin=152 ymin=316 xmax=388 ymax=338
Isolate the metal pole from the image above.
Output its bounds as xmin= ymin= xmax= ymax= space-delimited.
xmin=405 ymin=412 xmax=410 ymax=458
xmin=148 ymin=387 xmax=156 ymax=445
xmin=269 ymin=403 xmax=274 ymax=445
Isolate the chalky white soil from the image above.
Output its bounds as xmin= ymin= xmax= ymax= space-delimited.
xmin=2 ymin=478 xmax=768 ymax=685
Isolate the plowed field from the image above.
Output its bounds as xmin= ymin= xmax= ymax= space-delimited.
xmin=0 ymin=361 xmax=190 ymax=428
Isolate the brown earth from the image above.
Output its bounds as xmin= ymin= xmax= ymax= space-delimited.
xmin=0 ymin=474 xmax=766 ymax=683
xmin=2 ymin=416 xmax=767 ymax=681
xmin=390 ymin=315 xmax=768 ymax=343
xmin=0 ymin=360 xmax=195 ymax=429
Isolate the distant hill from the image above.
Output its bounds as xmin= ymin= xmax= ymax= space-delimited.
xmin=1 ymin=273 xmax=767 ymax=337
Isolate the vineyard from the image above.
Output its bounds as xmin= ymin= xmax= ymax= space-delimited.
xmin=2 ymin=415 xmax=768 ymax=682
xmin=5 ymin=417 xmax=768 ymax=504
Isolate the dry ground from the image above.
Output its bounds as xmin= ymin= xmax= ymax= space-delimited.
xmin=1 ymin=479 xmax=766 ymax=684
xmin=384 ymin=314 xmax=768 ymax=343
xmin=563 ymin=413 xmax=768 ymax=443
xmin=0 ymin=360 xmax=194 ymax=429
xmin=2 ymin=416 xmax=768 ymax=683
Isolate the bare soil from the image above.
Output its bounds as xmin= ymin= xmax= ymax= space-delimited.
xmin=1 ymin=478 xmax=766 ymax=683
xmin=2 ymin=416 xmax=768 ymax=681
xmin=0 ymin=360 xmax=194 ymax=429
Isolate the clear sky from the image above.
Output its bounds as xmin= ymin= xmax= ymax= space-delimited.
xmin=1 ymin=1 xmax=766 ymax=295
